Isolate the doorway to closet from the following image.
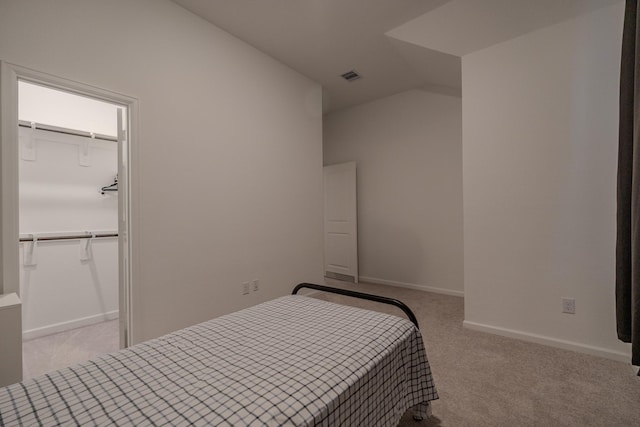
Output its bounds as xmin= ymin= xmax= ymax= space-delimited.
xmin=0 ymin=62 xmax=136 ymax=383
xmin=18 ymin=81 xmax=122 ymax=379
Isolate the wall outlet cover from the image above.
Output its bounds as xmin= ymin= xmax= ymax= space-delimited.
xmin=562 ymin=297 xmax=576 ymax=314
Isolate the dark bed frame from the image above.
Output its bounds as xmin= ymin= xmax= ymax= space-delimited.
xmin=292 ymin=283 xmax=420 ymax=329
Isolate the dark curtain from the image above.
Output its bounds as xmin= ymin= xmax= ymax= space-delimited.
xmin=617 ymin=0 xmax=640 ymax=373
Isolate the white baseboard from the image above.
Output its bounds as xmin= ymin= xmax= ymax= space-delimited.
xmin=23 ymin=310 xmax=119 ymax=341
xmin=359 ymin=276 xmax=464 ymax=298
xmin=463 ymin=320 xmax=632 ymax=363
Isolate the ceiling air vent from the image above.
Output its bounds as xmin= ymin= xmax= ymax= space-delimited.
xmin=340 ymin=70 xmax=361 ymax=82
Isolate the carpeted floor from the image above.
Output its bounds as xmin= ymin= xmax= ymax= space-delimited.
xmin=22 ymin=319 xmax=119 ymax=380
xmin=316 ymin=279 xmax=640 ymax=427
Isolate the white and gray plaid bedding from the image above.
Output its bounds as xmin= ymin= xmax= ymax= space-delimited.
xmin=0 ymin=295 xmax=438 ymax=426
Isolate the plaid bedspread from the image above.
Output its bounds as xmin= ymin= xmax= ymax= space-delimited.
xmin=0 ymin=295 xmax=438 ymax=426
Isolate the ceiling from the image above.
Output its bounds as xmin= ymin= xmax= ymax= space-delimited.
xmin=171 ymin=0 xmax=623 ymax=114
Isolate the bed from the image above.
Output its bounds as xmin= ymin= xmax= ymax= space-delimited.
xmin=0 ymin=283 xmax=438 ymax=426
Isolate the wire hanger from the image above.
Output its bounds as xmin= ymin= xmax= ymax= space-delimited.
xmin=100 ymin=175 xmax=118 ymax=195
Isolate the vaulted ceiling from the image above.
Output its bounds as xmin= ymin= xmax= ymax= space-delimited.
xmin=171 ymin=0 xmax=622 ymax=114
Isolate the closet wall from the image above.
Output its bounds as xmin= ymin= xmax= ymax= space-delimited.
xmin=19 ymin=82 xmax=120 ymax=340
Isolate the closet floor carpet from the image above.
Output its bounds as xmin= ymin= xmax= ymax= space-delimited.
xmin=22 ymin=319 xmax=119 ymax=380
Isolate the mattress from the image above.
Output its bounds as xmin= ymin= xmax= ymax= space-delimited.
xmin=0 ymin=295 xmax=438 ymax=426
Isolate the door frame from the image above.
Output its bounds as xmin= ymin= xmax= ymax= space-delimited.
xmin=323 ymin=161 xmax=358 ymax=283
xmin=0 ymin=61 xmax=138 ymax=348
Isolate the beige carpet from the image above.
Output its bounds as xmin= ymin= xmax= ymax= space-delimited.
xmin=22 ymin=319 xmax=119 ymax=380
xmin=315 ymin=279 xmax=640 ymax=427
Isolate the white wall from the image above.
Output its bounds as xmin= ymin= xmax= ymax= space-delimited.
xmin=462 ymin=3 xmax=630 ymax=360
xmin=0 ymin=0 xmax=324 ymax=343
xmin=19 ymin=128 xmax=118 ymax=233
xmin=324 ymin=89 xmax=463 ymax=295
xmin=19 ymin=81 xmax=119 ymax=137
xmin=19 ymin=126 xmax=118 ymax=339
xmin=20 ymin=238 xmax=118 ymax=339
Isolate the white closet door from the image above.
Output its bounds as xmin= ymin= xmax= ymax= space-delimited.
xmin=323 ymin=162 xmax=358 ymax=283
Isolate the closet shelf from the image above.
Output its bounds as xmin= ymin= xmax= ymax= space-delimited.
xmin=18 ymin=120 xmax=117 ymax=142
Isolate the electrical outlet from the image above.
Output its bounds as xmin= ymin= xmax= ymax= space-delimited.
xmin=252 ymin=279 xmax=259 ymax=292
xmin=562 ymin=298 xmax=576 ymax=314
xmin=242 ymin=281 xmax=250 ymax=295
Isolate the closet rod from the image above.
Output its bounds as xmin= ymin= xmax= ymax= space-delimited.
xmin=18 ymin=120 xmax=117 ymax=142
xmin=19 ymin=232 xmax=118 ymax=242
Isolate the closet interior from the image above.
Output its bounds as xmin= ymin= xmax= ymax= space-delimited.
xmin=18 ymin=81 xmax=122 ymax=378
